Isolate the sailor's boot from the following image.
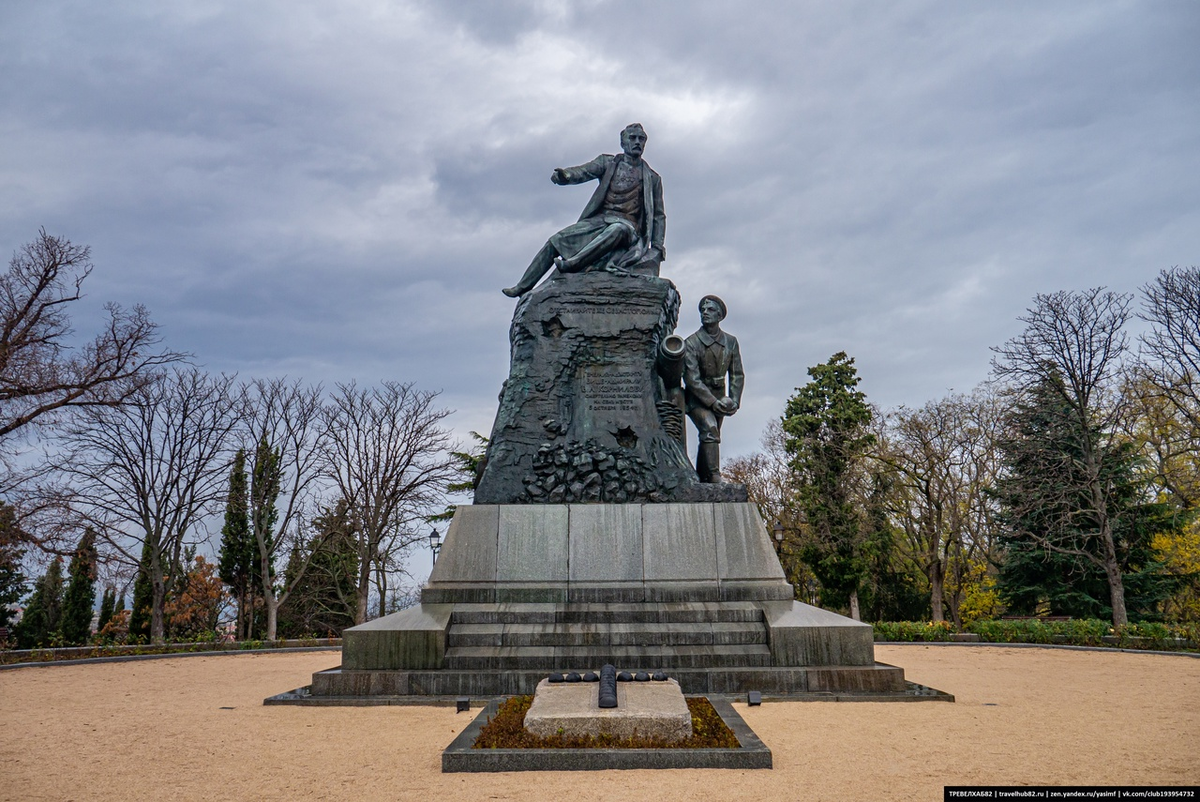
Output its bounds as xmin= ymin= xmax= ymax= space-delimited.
xmin=698 ymin=442 xmax=724 ymax=484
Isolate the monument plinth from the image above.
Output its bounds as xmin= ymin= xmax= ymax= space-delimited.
xmin=272 ymin=123 xmax=941 ymax=706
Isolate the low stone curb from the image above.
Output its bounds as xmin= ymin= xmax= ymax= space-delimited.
xmin=264 ymin=678 xmax=954 ymax=705
xmin=0 ymin=645 xmax=342 ymax=671
xmin=876 ymin=641 xmax=1200 ymax=658
xmin=441 ymin=695 xmax=772 ymax=772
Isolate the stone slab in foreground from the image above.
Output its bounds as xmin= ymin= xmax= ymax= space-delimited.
xmin=524 ymin=677 xmax=691 ymax=741
xmin=442 ymin=695 xmax=771 ymax=772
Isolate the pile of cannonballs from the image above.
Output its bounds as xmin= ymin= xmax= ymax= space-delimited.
xmin=547 ymin=669 xmax=670 ymax=683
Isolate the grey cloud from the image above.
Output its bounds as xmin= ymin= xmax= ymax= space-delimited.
xmin=1 ymin=0 xmax=1198 ymax=465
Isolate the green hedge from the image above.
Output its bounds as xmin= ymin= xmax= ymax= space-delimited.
xmin=0 ymin=637 xmax=340 ymax=665
xmin=873 ymin=619 xmax=1198 ymax=651
xmin=872 ymin=621 xmax=956 ymax=642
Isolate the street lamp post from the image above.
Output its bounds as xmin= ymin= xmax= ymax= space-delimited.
xmin=429 ymin=527 xmax=442 ymax=566
xmin=772 ymin=522 xmax=784 ymax=555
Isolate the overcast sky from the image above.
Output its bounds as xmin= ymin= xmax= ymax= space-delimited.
xmin=3 ymin=1 xmax=1199 ymax=565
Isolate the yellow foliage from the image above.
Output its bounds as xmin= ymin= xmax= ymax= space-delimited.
xmin=959 ymin=572 xmax=1004 ymax=625
xmin=950 ymin=559 xmax=1004 ymax=625
xmin=1153 ymin=519 xmax=1200 ymax=623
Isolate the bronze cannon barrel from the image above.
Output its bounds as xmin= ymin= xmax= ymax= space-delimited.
xmin=656 ymin=334 xmax=685 ymax=388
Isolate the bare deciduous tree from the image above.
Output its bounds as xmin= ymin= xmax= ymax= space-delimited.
xmin=991 ymin=287 xmax=1135 ymax=626
xmin=883 ymin=386 xmax=1002 ymax=625
xmin=1139 ymin=266 xmax=1200 ymax=468
xmin=56 ymin=369 xmax=243 ymax=642
xmin=243 ymin=377 xmax=328 ymax=640
xmin=0 ymin=229 xmax=183 ymax=444
xmin=321 ymin=382 xmax=456 ymax=623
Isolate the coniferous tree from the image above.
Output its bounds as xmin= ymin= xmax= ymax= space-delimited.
xmin=96 ymin=586 xmax=116 ymax=635
xmin=782 ymin=352 xmax=875 ymax=619
xmin=278 ymin=500 xmax=360 ymax=638
xmin=15 ymin=557 xmax=64 ymax=648
xmin=248 ymin=435 xmax=280 ymax=637
xmin=128 ymin=540 xmax=153 ymax=643
xmin=218 ymin=449 xmax=253 ymax=639
xmin=995 ymin=374 xmax=1178 ymax=620
xmin=60 ymin=529 xmax=99 ymax=645
xmin=992 ymin=288 xmax=1139 ymax=625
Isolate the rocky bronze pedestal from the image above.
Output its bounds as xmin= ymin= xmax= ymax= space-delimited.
xmin=475 ymin=271 xmax=743 ymax=505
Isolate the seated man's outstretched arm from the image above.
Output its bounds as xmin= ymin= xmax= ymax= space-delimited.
xmin=552 ymin=155 xmax=610 ymax=185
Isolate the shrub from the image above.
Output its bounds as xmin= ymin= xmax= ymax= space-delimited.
xmin=872 ymin=621 xmax=955 ymax=641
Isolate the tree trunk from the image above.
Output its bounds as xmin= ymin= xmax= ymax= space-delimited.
xmin=148 ymin=542 xmax=167 ymax=644
xmin=355 ymin=554 xmax=372 ymax=625
xmin=948 ymin=594 xmax=962 ymax=629
xmin=849 ymin=589 xmax=861 ymax=621
xmin=1101 ymin=526 xmax=1129 ymax=627
xmin=235 ymin=587 xmax=245 ymax=640
xmin=929 ymin=562 xmax=945 ymax=623
xmin=150 ymin=575 xmax=166 ymax=644
xmin=376 ymin=560 xmax=388 ymax=618
xmin=265 ymin=594 xmax=279 ymax=642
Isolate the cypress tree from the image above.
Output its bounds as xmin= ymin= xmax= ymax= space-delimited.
xmin=60 ymin=529 xmax=99 ymax=645
xmin=128 ymin=540 xmax=153 ymax=643
xmin=96 ymin=586 xmax=116 ymax=635
xmin=15 ymin=557 xmax=65 ymax=648
xmin=248 ymin=436 xmax=280 ymax=637
xmin=218 ymin=449 xmax=253 ymax=639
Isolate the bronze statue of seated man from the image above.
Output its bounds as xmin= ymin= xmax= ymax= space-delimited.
xmin=503 ymin=123 xmax=666 ymax=298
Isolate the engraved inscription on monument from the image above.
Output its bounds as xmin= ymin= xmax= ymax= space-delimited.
xmin=581 ymin=366 xmax=648 ymax=416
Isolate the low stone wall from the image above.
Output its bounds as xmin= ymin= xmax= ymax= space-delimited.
xmin=1 ymin=638 xmax=341 ymax=665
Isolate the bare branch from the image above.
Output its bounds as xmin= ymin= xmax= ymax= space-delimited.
xmin=0 ymin=230 xmax=186 ymax=444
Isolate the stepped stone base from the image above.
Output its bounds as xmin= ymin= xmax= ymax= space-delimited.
xmin=308 ymin=661 xmax=907 ymax=698
xmin=291 ymin=503 xmax=930 ymax=702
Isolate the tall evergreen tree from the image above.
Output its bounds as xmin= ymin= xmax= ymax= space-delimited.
xmin=781 ymin=352 xmax=876 ymax=619
xmin=128 ymin=539 xmax=153 ymax=643
xmin=992 ymin=288 xmax=1138 ymax=625
xmin=278 ymin=500 xmax=360 ymax=638
xmin=995 ymin=374 xmax=1177 ymax=620
xmin=96 ymin=586 xmax=116 ymax=634
xmin=15 ymin=557 xmax=64 ymax=648
xmin=218 ymin=449 xmax=254 ymax=639
xmin=248 ymin=435 xmax=280 ymax=637
xmin=60 ymin=529 xmax=99 ymax=645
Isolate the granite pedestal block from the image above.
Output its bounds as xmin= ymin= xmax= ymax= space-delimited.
xmin=420 ymin=503 xmax=792 ymax=604
xmin=289 ymin=502 xmax=925 ymax=701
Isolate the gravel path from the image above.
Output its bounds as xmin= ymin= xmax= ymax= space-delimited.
xmin=1 ymin=645 xmax=1197 ymax=800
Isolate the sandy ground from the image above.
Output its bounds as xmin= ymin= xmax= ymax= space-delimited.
xmin=1 ymin=645 xmax=1198 ymax=801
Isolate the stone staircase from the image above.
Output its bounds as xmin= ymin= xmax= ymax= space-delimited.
xmin=442 ymin=602 xmax=771 ymax=672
